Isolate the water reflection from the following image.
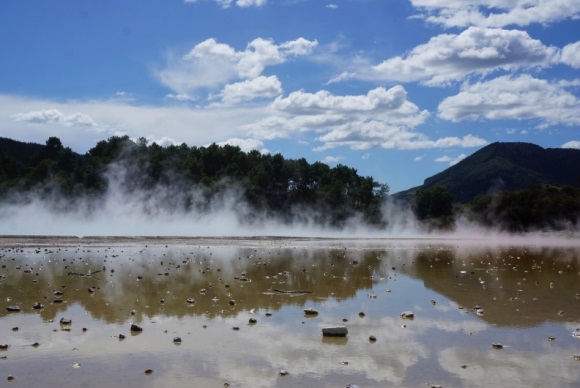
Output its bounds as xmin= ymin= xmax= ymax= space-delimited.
xmin=0 ymin=237 xmax=579 ymax=387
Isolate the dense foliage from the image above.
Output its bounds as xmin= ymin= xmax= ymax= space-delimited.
xmin=0 ymin=136 xmax=389 ymax=226
xmin=462 ymin=184 xmax=580 ymax=232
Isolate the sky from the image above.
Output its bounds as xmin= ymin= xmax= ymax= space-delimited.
xmin=1 ymin=0 xmax=579 ymax=193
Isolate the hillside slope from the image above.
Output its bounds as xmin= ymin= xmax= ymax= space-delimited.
xmin=395 ymin=142 xmax=580 ymax=203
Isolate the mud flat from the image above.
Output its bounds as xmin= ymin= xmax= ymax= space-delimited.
xmin=0 ymin=236 xmax=579 ymax=387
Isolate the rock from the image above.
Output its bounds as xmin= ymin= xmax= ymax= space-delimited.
xmin=492 ymin=343 xmax=503 ymax=349
xmin=229 ymin=300 xmax=236 ymax=306
xmin=279 ymin=368 xmax=289 ymax=376
xmin=60 ymin=318 xmax=72 ymax=325
xmin=369 ymin=335 xmax=377 ymax=342
xmin=173 ymin=337 xmax=182 ymax=343
xmin=88 ymin=287 xmax=96 ymax=293
xmin=304 ymin=308 xmax=319 ymax=315
xmin=186 ymin=298 xmax=195 ymax=304
xmin=118 ymin=334 xmax=126 ymax=340
xmin=358 ymin=312 xmax=365 ymax=318
xmin=32 ymin=342 xmax=40 ymax=348
xmin=130 ymin=324 xmax=143 ymax=332
xmin=249 ymin=318 xmax=257 ymax=324
xmin=32 ymin=302 xmax=44 ymax=310
xmin=401 ymin=311 xmax=414 ymax=319
xmin=6 ymin=306 xmax=20 ymax=312
xmin=144 ymin=369 xmax=153 ymax=375
xmin=322 ymin=326 xmax=348 ymax=337
xmin=0 ymin=344 xmax=9 ymax=350
xmin=474 ymin=306 xmax=484 ymax=315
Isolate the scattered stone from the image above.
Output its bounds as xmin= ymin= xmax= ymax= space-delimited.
xmin=118 ymin=334 xmax=126 ymax=340
xmin=358 ymin=312 xmax=365 ymax=318
xmin=144 ymin=369 xmax=153 ymax=375
xmin=60 ymin=318 xmax=72 ymax=325
xmin=228 ymin=300 xmax=236 ymax=306
xmin=88 ymin=287 xmax=96 ymax=293
xmin=5 ymin=306 xmax=20 ymax=313
xmin=431 ymin=300 xmax=436 ymax=305
xmin=401 ymin=311 xmax=414 ymax=319
xmin=7 ymin=375 xmax=14 ymax=381
xmin=130 ymin=324 xmax=143 ymax=332
xmin=322 ymin=326 xmax=348 ymax=337
xmin=186 ymin=298 xmax=195 ymax=304
xmin=304 ymin=308 xmax=319 ymax=315
xmin=232 ymin=327 xmax=240 ymax=331
xmin=11 ymin=327 xmax=18 ymax=332
xmin=53 ymin=299 xmax=64 ymax=304
xmin=31 ymin=342 xmax=40 ymax=348
xmin=173 ymin=337 xmax=182 ymax=344
xmin=32 ymin=302 xmax=44 ymax=310
xmin=369 ymin=335 xmax=377 ymax=342
xmin=249 ymin=318 xmax=257 ymax=324
xmin=548 ymin=336 xmax=555 ymax=341
xmin=0 ymin=344 xmax=9 ymax=350
xmin=492 ymin=343 xmax=504 ymax=349
xmin=474 ymin=306 xmax=484 ymax=315
xmin=279 ymin=368 xmax=289 ymax=376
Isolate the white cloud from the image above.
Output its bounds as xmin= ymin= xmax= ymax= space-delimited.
xmin=184 ymin=0 xmax=267 ymax=8
xmin=438 ymin=74 xmax=580 ymax=127
xmin=220 ymin=75 xmax=282 ymax=104
xmin=215 ymin=137 xmax=266 ymax=153
xmin=410 ymin=0 xmax=580 ymax=28
xmin=562 ymin=140 xmax=580 ymax=149
xmin=12 ymin=108 xmax=97 ymax=128
xmin=157 ymin=37 xmax=317 ymax=97
xmin=561 ymin=41 xmax=580 ymax=68
xmin=435 ymin=153 xmax=467 ymax=166
xmin=245 ymin=85 xmax=488 ymax=151
xmin=322 ymin=155 xmax=344 ymax=164
xmin=326 ymin=4 xmax=338 ymax=9
xmin=368 ymin=27 xmax=559 ymax=86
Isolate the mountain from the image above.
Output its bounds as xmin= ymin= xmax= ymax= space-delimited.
xmin=395 ymin=142 xmax=580 ymax=204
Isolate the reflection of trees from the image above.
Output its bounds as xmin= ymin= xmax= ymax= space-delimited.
xmin=0 ymin=245 xmax=389 ymax=324
xmin=398 ymin=244 xmax=580 ymax=327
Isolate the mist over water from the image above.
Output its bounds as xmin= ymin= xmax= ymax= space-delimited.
xmin=1 ymin=162 xmax=578 ymax=245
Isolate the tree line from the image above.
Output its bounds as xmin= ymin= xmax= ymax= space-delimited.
xmin=0 ymin=136 xmax=389 ymax=226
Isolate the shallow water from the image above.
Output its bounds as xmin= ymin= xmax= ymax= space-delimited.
xmin=0 ymin=237 xmax=579 ymax=387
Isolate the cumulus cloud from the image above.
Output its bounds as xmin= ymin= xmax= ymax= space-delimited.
xmin=322 ymin=155 xmax=344 ymax=164
xmin=12 ymin=108 xmax=97 ymax=127
xmin=242 ymin=85 xmax=487 ymax=151
xmin=410 ymin=0 xmax=580 ymax=28
xmin=561 ymin=41 xmax=580 ymax=68
xmin=368 ymin=27 xmax=559 ymax=86
xmin=220 ymin=75 xmax=282 ymax=104
xmin=438 ymin=74 xmax=580 ymax=127
xmin=157 ymin=37 xmax=317 ymax=98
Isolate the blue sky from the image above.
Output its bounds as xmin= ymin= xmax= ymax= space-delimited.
xmin=1 ymin=0 xmax=579 ymax=193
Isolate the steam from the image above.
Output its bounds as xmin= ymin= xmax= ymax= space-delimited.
xmin=0 ymin=159 xmax=578 ymax=244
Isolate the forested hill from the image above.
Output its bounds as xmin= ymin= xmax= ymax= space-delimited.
xmin=396 ymin=142 xmax=580 ymax=204
xmin=0 ymin=136 xmax=388 ymax=226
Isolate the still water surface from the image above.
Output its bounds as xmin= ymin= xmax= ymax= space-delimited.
xmin=0 ymin=236 xmax=579 ymax=387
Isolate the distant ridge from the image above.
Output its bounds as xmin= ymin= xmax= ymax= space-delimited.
xmin=395 ymin=142 xmax=580 ymax=204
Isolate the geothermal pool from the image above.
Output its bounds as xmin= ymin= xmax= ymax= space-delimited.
xmin=0 ymin=236 xmax=579 ymax=387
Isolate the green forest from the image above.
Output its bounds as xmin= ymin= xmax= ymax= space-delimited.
xmin=0 ymin=136 xmax=389 ymax=226
xmin=1 ymin=136 xmax=579 ymax=232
